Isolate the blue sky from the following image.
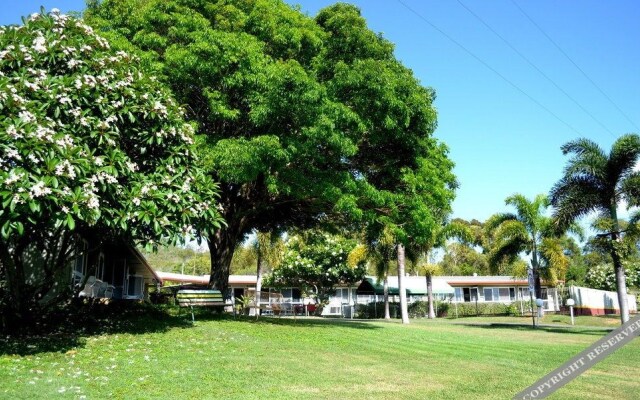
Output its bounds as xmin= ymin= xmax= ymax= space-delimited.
xmin=2 ymin=1 xmax=639 ymax=223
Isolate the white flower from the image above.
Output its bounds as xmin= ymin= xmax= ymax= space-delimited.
xmin=3 ymin=171 xmax=24 ymax=185
xmin=18 ymin=110 xmax=36 ymax=124
xmin=67 ymin=59 xmax=81 ymax=69
xmin=126 ymin=161 xmax=138 ymax=172
xmin=87 ymin=195 xmax=100 ymax=209
xmin=32 ymin=35 xmax=47 ymax=54
xmin=6 ymin=125 xmax=22 ymax=139
xmin=132 ymin=197 xmax=140 ymax=206
xmin=152 ymin=101 xmax=167 ymax=116
xmin=58 ymin=95 xmax=72 ymax=105
xmin=29 ymin=181 xmax=52 ymax=198
xmin=6 ymin=148 xmax=22 ymax=160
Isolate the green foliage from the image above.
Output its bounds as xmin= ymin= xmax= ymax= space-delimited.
xmin=451 ymin=301 xmax=524 ymax=317
xmin=551 ymin=134 xmax=640 ymax=322
xmin=0 ymin=10 xmax=222 ymax=321
xmin=264 ymin=231 xmax=366 ymax=303
xmin=0 ymin=11 xmax=220 ymax=243
xmin=486 ymin=194 xmax=570 ymax=286
xmin=356 ymin=301 xmax=399 ymax=319
xmin=585 ymin=263 xmax=640 ymax=291
xmin=85 ymin=0 xmax=456 ymax=292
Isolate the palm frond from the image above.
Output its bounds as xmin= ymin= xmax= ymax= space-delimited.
xmin=485 ymin=213 xmax=518 ymax=233
xmin=608 ymin=134 xmax=640 ymax=184
xmin=561 ymin=137 xmax=606 ymax=158
xmin=550 ymin=174 xmax=601 ymax=231
xmin=440 ymin=220 xmax=473 ymax=244
xmin=620 ymin=171 xmax=640 ymax=208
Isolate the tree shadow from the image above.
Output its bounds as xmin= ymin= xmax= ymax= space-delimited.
xmin=0 ymin=302 xmax=199 ymax=356
xmin=221 ymin=314 xmax=383 ymax=330
xmin=462 ymin=322 xmax=613 ymax=336
xmin=0 ymin=305 xmax=381 ymax=356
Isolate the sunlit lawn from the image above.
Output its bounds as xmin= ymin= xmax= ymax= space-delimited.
xmin=1 ymin=307 xmax=639 ymax=399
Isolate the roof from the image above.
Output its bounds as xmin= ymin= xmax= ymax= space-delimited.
xmin=155 ymin=272 xmax=209 ymax=285
xmin=356 ymin=276 xmax=454 ymax=296
xmin=441 ymin=275 xmax=552 ymax=286
xmin=155 ymin=272 xmax=258 ymax=286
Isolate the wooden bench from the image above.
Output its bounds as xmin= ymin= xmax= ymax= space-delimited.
xmin=176 ymin=289 xmax=225 ymax=322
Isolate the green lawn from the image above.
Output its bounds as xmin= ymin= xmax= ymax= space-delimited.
xmin=1 ymin=308 xmax=639 ymax=399
xmin=445 ymin=313 xmax=624 ymax=328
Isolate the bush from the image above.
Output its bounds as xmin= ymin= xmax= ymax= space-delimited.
xmin=355 ymin=302 xmax=399 ymax=319
xmin=407 ymin=301 xmax=449 ymax=318
xmin=448 ymin=301 xmax=528 ymax=317
xmin=355 ymin=301 xmax=450 ymax=319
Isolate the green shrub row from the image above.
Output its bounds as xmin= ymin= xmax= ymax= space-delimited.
xmin=355 ymin=300 xmax=534 ymax=319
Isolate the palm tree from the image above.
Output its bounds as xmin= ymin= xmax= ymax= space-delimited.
xmin=410 ymin=220 xmax=472 ymax=319
xmin=397 ymin=243 xmax=410 ymax=324
xmin=550 ymin=134 xmax=640 ymax=323
xmin=367 ymin=226 xmax=396 ymax=320
xmin=251 ymin=231 xmax=283 ymax=315
xmin=421 ymin=263 xmax=443 ymax=318
xmin=486 ymin=194 xmax=571 ymax=300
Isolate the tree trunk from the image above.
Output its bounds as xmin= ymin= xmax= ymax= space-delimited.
xmin=397 ymin=243 xmax=410 ymax=324
xmin=610 ymin=242 xmax=630 ymax=324
xmin=208 ymin=216 xmax=246 ymax=295
xmin=427 ymin=274 xmax=435 ymax=319
xmin=610 ymin=207 xmax=630 ymax=324
xmin=531 ymin=248 xmax=543 ymax=300
xmin=255 ymin=250 xmax=265 ymax=316
xmin=383 ymin=272 xmax=390 ymax=320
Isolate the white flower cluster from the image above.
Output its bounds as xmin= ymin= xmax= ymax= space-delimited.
xmin=29 ymin=181 xmax=52 ymax=199
xmin=55 ymin=160 xmax=76 ymax=179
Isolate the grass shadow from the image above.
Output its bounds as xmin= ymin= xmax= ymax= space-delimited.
xmin=0 ymin=302 xmax=204 ymax=356
xmin=462 ymin=322 xmax=613 ymax=336
xmin=234 ymin=315 xmax=383 ymax=330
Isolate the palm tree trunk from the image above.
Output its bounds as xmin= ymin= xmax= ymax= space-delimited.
xmin=531 ymin=247 xmax=543 ymax=300
xmin=610 ymin=233 xmax=630 ymax=323
xmin=427 ymin=274 xmax=435 ymax=319
xmin=383 ymin=272 xmax=390 ymax=320
xmin=255 ymin=250 xmax=264 ymax=317
xmin=610 ymin=208 xmax=630 ymax=324
xmin=397 ymin=243 xmax=410 ymax=324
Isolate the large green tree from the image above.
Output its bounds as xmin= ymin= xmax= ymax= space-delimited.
xmin=550 ymin=134 xmax=640 ymax=323
xmin=86 ymin=0 xmax=456 ymax=293
xmin=0 ymin=10 xmax=221 ymax=327
xmin=486 ymin=194 xmax=572 ymax=299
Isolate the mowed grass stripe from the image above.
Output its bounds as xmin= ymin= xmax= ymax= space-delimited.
xmin=2 ymin=316 xmax=639 ymax=399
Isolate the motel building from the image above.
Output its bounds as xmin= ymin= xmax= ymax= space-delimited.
xmin=153 ymin=272 xmax=564 ymax=317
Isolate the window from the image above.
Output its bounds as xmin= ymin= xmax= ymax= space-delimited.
xmin=126 ymin=275 xmax=144 ymax=298
xmin=484 ymin=288 xmax=493 ymax=301
xmin=454 ymin=288 xmax=463 ymax=302
xmin=499 ymin=288 xmax=510 ymax=301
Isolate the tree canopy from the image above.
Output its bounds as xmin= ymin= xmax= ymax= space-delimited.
xmin=85 ymin=0 xmax=457 ymax=292
xmin=0 ymin=10 xmax=221 ymax=325
xmin=264 ymin=231 xmax=366 ymax=306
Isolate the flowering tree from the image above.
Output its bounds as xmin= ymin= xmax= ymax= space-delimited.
xmin=264 ymin=232 xmax=366 ymax=309
xmin=585 ymin=263 xmax=640 ymax=292
xmin=0 ymin=10 xmax=221 ymax=326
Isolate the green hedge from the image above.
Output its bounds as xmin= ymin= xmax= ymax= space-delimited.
xmin=448 ymin=300 xmax=533 ymax=317
xmin=355 ymin=300 xmax=534 ymax=319
xmin=355 ymin=301 xmax=450 ymax=319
